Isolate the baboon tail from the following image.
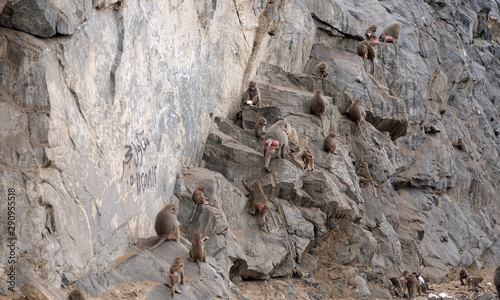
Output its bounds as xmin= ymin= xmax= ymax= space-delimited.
xmin=322 ymin=152 xmax=331 ymax=164
xmin=149 ymin=236 xmax=167 ymax=251
xmin=189 ymin=204 xmax=199 ymax=223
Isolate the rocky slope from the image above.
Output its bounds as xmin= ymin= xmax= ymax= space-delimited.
xmin=0 ymin=0 xmax=499 ymax=299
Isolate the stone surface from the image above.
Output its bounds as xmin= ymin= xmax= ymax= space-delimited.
xmin=0 ymin=0 xmax=499 ymax=299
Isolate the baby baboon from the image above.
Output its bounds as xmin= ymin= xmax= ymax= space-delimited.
xmin=169 ymin=257 xmax=185 ymax=297
xmin=249 ymin=180 xmax=278 ymax=227
xmin=235 ymin=111 xmax=243 ymax=128
xmin=312 ymin=62 xmax=329 ymax=78
xmin=189 ymin=184 xmax=210 ymax=223
xmin=310 ymin=89 xmax=327 ymax=136
xmin=380 ymin=22 xmax=402 ymax=56
xmin=467 ymin=277 xmax=483 ymax=291
xmin=406 ymin=273 xmax=418 ymax=298
xmin=149 ymin=204 xmax=181 ymax=251
xmin=357 ymin=162 xmax=378 ymax=198
xmin=357 ymin=34 xmax=378 ymax=74
xmin=493 ymin=266 xmax=500 ymax=297
xmin=242 ymin=81 xmax=261 ymax=107
xmin=68 ymin=288 xmax=86 ymax=300
xmin=365 ymin=24 xmax=377 ymax=38
xmin=322 ymin=132 xmax=337 ymax=163
xmin=188 ymin=232 xmax=209 ymax=275
xmin=382 ymin=131 xmax=391 ymax=139
xmin=346 ymin=99 xmax=367 ymax=140
xmin=459 ymin=268 xmax=469 ymax=285
xmin=264 ymin=120 xmax=291 ymax=172
xmin=302 ymin=147 xmax=315 ymax=171
xmin=452 ymin=138 xmax=467 ymax=152
xmin=255 ymin=117 xmax=267 ymax=141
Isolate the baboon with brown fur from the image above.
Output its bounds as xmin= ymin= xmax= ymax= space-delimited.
xmin=380 ymin=22 xmax=402 ymax=56
xmin=242 ymin=81 xmax=261 ymax=107
xmin=169 ymin=257 xmax=185 ymax=297
xmin=249 ymin=180 xmax=278 ymax=227
xmin=68 ymin=288 xmax=86 ymax=300
xmin=255 ymin=117 xmax=267 ymax=141
xmin=188 ymin=232 xmax=209 ymax=275
xmin=453 ymin=138 xmax=467 ymax=152
xmin=459 ymin=268 xmax=468 ymax=286
xmin=357 ymin=34 xmax=378 ymax=74
xmin=302 ymin=147 xmax=315 ymax=171
xmin=310 ymin=89 xmax=327 ymax=136
xmin=312 ymin=62 xmax=329 ymax=78
xmin=189 ymin=185 xmax=210 ymax=223
xmin=264 ymin=120 xmax=291 ymax=172
xmin=493 ymin=266 xmax=500 ymax=297
xmin=365 ymin=24 xmax=377 ymax=39
xmin=467 ymin=277 xmax=483 ymax=291
xmin=346 ymin=99 xmax=367 ymax=140
xmin=357 ymin=162 xmax=378 ymax=198
xmin=149 ymin=204 xmax=181 ymax=251
xmin=322 ymin=132 xmax=337 ymax=163
xmin=406 ymin=273 xmax=418 ymax=298
xmin=389 ymin=276 xmax=406 ymax=297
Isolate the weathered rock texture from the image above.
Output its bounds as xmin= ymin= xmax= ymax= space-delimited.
xmin=0 ymin=0 xmax=499 ymax=299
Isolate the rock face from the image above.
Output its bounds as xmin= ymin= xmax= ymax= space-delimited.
xmin=0 ymin=0 xmax=499 ymax=299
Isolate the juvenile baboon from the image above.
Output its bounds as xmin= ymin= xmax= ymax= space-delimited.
xmin=406 ymin=273 xmax=418 ymax=298
xmin=255 ymin=117 xmax=267 ymax=141
xmin=459 ymin=268 xmax=469 ymax=285
xmin=68 ymin=288 xmax=86 ymax=300
xmin=189 ymin=185 xmax=210 ymax=223
xmin=467 ymin=277 xmax=483 ymax=291
xmin=264 ymin=120 xmax=291 ymax=172
xmin=357 ymin=34 xmax=378 ymax=74
xmin=249 ymin=180 xmax=278 ymax=227
xmin=302 ymin=147 xmax=315 ymax=171
xmin=149 ymin=204 xmax=181 ymax=251
xmin=365 ymin=24 xmax=377 ymax=38
xmin=382 ymin=131 xmax=391 ymax=139
xmin=188 ymin=232 xmax=209 ymax=275
xmin=453 ymin=138 xmax=467 ymax=152
xmin=346 ymin=99 xmax=367 ymax=140
xmin=235 ymin=111 xmax=243 ymax=128
xmin=312 ymin=62 xmax=329 ymax=78
xmin=380 ymin=22 xmax=402 ymax=56
xmin=493 ymin=266 xmax=500 ymax=297
xmin=169 ymin=257 xmax=185 ymax=297
xmin=242 ymin=81 xmax=261 ymax=107
xmin=322 ymin=132 xmax=337 ymax=163
xmin=357 ymin=162 xmax=378 ymax=198
xmin=310 ymin=89 xmax=327 ymax=136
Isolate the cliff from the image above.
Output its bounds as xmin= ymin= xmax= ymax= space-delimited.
xmin=0 ymin=0 xmax=499 ymax=299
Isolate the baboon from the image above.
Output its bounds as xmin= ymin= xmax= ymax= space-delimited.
xmin=189 ymin=185 xmax=210 ymax=223
xmin=310 ymin=89 xmax=327 ymax=136
xmin=390 ymin=276 xmax=406 ymax=297
xmin=453 ymin=138 xmax=467 ymax=151
xmin=169 ymin=257 xmax=185 ymax=297
xmin=68 ymin=288 xmax=86 ymax=300
xmin=322 ymin=132 xmax=337 ymax=163
xmin=406 ymin=273 xmax=418 ymax=298
xmin=493 ymin=266 xmax=500 ymax=297
xmin=357 ymin=34 xmax=378 ymax=74
xmin=357 ymin=162 xmax=378 ymax=198
xmin=380 ymin=22 xmax=402 ymax=56
xmin=255 ymin=117 xmax=267 ymax=141
xmin=242 ymin=81 xmax=261 ymax=107
xmin=312 ymin=62 xmax=329 ymax=78
xmin=302 ymin=147 xmax=315 ymax=171
xmin=346 ymin=99 xmax=367 ymax=140
xmin=188 ymin=232 xmax=209 ymax=275
xmin=149 ymin=204 xmax=181 ymax=251
xmin=383 ymin=131 xmax=391 ymax=139
xmin=264 ymin=120 xmax=291 ymax=172
xmin=459 ymin=268 xmax=469 ymax=285
xmin=235 ymin=111 xmax=243 ymax=128
xmin=468 ymin=277 xmax=483 ymax=291
xmin=249 ymin=180 xmax=278 ymax=227
xmin=365 ymin=24 xmax=377 ymax=38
